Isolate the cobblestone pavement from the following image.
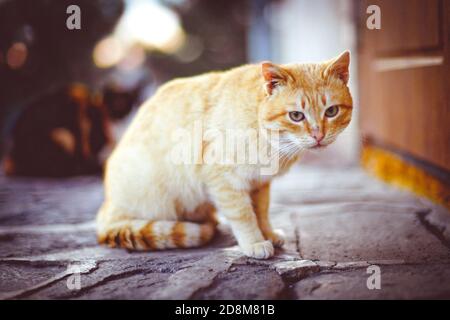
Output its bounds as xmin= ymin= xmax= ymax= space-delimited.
xmin=1 ymin=165 xmax=449 ymax=299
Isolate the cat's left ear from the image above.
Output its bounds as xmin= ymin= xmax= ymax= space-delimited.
xmin=261 ymin=62 xmax=289 ymax=95
xmin=326 ymin=51 xmax=350 ymax=85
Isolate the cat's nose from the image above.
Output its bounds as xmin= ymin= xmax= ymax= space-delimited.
xmin=311 ymin=128 xmax=324 ymax=142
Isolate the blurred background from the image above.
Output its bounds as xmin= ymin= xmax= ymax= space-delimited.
xmin=0 ymin=0 xmax=358 ymax=177
xmin=0 ymin=0 xmax=448 ymax=207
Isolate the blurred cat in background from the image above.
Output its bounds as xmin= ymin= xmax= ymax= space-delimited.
xmin=3 ymin=82 xmax=142 ymax=177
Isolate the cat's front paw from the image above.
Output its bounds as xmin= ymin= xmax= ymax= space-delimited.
xmin=241 ymin=240 xmax=274 ymax=259
xmin=265 ymin=229 xmax=285 ymax=248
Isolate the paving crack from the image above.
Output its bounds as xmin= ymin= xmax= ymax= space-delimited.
xmin=59 ymin=265 xmax=148 ymax=299
xmin=417 ymin=210 xmax=450 ymax=251
xmin=308 ymin=282 xmax=322 ymax=295
xmin=150 ymin=249 xmax=242 ymax=299
xmin=189 ymin=268 xmax=229 ymax=299
xmin=0 ymin=259 xmax=97 ymax=300
xmin=273 ymin=215 xmax=313 ymax=299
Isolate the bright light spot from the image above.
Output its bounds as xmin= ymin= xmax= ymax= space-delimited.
xmin=118 ymin=45 xmax=146 ymax=71
xmin=174 ymin=35 xmax=204 ymax=63
xmin=7 ymin=42 xmax=28 ymax=69
xmin=116 ymin=0 xmax=185 ymax=53
xmin=93 ymin=36 xmax=125 ymax=68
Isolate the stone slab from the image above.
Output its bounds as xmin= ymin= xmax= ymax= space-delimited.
xmin=294 ymin=263 xmax=450 ymax=299
xmin=295 ymin=208 xmax=450 ymax=263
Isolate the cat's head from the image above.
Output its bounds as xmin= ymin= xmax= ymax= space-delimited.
xmin=259 ymin=51 xmax=352 ymax=152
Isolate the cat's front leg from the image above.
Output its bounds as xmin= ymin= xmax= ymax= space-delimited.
xmin=209 ymin=183 xmax=274 ymax=259
xmin=251 ymin=183 xmax=285 ymax=248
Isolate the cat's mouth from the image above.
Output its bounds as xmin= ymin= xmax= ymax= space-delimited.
xmin=310 ymin=143 xmax=327 ymax=149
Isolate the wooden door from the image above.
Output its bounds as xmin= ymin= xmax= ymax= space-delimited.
xmin=357 ymin=0 xmax=450 ymax=172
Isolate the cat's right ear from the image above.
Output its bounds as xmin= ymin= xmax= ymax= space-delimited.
xmin=261 ymin=62 xmax=288 ymax=95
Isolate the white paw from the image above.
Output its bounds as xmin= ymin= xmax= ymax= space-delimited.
xmin=266 ymin=229 xmax=285 ymax=248
xmin=241 ymin=240 xmax=274 ymax=259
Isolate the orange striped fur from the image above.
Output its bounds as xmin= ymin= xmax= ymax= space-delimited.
xmin=96 ymin=52 xmax=352 ymax=259
xmin=98 ymin=219 xmax=215 ymax=250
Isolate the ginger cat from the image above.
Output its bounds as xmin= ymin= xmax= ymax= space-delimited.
xmin=97 ymin=51 xmax=352 ymax=259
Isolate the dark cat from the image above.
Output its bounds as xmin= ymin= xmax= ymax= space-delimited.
xmin=3 ymin=82 xmax=141 ymax=177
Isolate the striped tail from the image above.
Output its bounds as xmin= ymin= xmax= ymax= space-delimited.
xmin=97 ymin=220 xmax=216 ymax=251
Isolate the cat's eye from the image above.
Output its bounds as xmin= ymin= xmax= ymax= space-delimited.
xmin=288 ymin=111 xmax=305 ymax=122
xmin=325 ymin=105 xmax=339 ymax=118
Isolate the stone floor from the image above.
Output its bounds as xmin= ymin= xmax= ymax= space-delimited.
xmin=1 ymin=164 xmax=450 ymax=300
